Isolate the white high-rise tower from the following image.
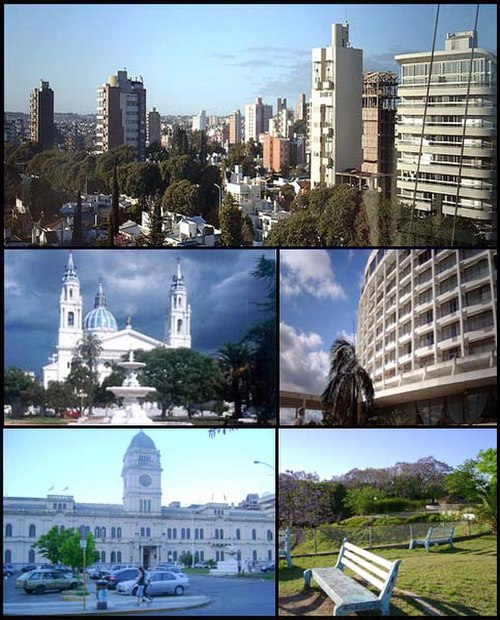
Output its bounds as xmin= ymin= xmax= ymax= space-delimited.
xmin=56 ymin=253 xmax=83 ymax=375
xmin=165 ymin=259 xmax=192 ymax=348
xmin=122 ymin=431 xmax=162 ymax=514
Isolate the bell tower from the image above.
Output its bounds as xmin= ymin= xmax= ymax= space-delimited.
xmin=58 ymin=252 xmax=83 ymax=350
xmin=122 ymin=431 xmax=162 ymax=514
xmin=165 ymin=258 xmax=192 ymax=348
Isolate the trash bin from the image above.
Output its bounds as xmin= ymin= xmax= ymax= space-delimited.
xmin=95 ymin=579 xmax=109 ymax=610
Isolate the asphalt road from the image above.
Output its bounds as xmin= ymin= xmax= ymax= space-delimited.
xmin=3 ymin=572 xmax=276 ymax=616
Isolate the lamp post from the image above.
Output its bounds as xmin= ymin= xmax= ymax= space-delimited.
xmin=253 ymin=460 xmax=275 ymax=472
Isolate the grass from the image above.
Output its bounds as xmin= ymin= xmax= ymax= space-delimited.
xmin=279 ymin=534 xmax=497 ymax=616
xmin=4 ymin=417 xmax=70 ymax=425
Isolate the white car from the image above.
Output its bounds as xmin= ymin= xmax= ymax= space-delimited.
xmin=116 ymin=570 xmax=190 ymax=597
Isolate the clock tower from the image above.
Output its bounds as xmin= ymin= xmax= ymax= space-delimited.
xmin=122 ymin=431 xmax=162 ymax=514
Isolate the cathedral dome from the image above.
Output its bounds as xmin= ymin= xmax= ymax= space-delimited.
xmin=128 ymin=431 xmax=156 ymax=451
xmin=83 ymin=280 xmax=118 ymax=333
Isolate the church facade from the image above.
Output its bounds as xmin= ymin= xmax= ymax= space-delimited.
xmin=3 ymin=431 xmax=275 ymax=569
xmin=42 ymin=254 xmax=192 ymax=388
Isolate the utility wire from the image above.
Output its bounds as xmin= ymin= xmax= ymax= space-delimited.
xmin=407 ymin=4 xmax=440 ymax=245
xmin=450 ymin=4 xmax=480 ymax=245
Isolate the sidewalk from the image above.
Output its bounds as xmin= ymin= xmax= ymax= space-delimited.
xmin=4 ymin=591 xmax=211 ymax=616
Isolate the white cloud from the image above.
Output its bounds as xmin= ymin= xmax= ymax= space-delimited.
xmin=336 ymin=330 xmax=355 ymax=344
xmin=281 ymin=250 xmax=346 ymax=300
xmin=280 ymin=322 xmax=329 ymax=395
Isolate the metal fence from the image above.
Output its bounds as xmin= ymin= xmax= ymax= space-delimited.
xmin=289 ymin=520 xmax=488 ymax=556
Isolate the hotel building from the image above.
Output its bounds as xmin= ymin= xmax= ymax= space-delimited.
xmin=357 ymin=249 xmax=497 ymax=424
xmin=395 ymin=31 xmax=497 ymax=229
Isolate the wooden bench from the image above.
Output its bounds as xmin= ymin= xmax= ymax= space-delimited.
xmin=409 ymin=525 xmax=454 ymax=553
xmin=278 ymin=527 xmax=292 ymax=568
xmin=303 ymin=539 xmax=400 ymax=616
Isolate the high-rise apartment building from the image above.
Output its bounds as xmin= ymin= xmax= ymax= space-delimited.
xmin=30 ymin=80 xmax=54 ymax=150
xmin=295 ymin=93 xmax=307 ymax=121
xmin=395 ymin=31 xmax=497 ymax=227
xmin=147 ymin=107 xmax=161 ymax=146
xmin=192 ymin=109 xmax=207 ymax=132
xmin=357 ymin=249 xmax=497 ymax=425
xmin=361 ymin=71 xmax=398 ymax=196
xmin=263 ymin=134 xmax=290 ymax=172
xmin=229 ymin=109 xmax=242 ymax=144
xmin=310 ymin=22 xmax=363 ymax=188
xmin=244 ymin=97 xmax=273 ymax=143
xmin=96 ymin=70 xmax=147 ymax=161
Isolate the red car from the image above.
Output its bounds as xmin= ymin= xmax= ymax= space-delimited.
xmin=65 ymin=409 xmax=80 ymax=419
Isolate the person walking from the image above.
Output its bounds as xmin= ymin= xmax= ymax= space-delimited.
xmin=135 ymin=566 xmax=152 ymax=606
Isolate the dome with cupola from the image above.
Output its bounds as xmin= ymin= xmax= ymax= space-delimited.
xmin=83 ymin=279 xmax=118 ymax=333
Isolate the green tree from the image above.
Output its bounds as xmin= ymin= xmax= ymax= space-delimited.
xmin=60 ymin=529 xmax=100 ymax=572
xmin=215 ymin=342 xmax=254 ymax=420
xmin=93 ymin=366 xmax=126 ymax=407
xmin=444 ymin=460 xmax=485 ymax=502
xmin=161 ymin=179 xmax=200 ymax=216
xmin=321 ymin=339 xmax=374 ymax=426
xmin=95 ymin=145 xmax=135 ymax=191
xmin=72 ymin=189 xmax=83 ymax=245
xmin=4 ymin=367 xmax=39 ymax=416
xmin=45 ymin=381 xmax=78 ymax=417
xmin=136 ymin=348 xmax=223 ymax=418
xmin=108 ymin=162 xmax=120 ymax=246
xmin=169 ymin=126 xmax=191 ymax=156
xmin=32 ymin=525 xmax=74 ymax=565
xmin=179 ymin=551 xmax=193 ymax=568
xmin=146 ymin=192 xmax=166 ymax=245
xmin=66 ymin=360 xmax=96 ymax=416
xmin=344 ymin=486 xmax=387 ymax=516
xmin=219 ymin=192 xmax=245 ymax=246
xmin=6 ymin=140 xmax=44 ymax=169
xmin=117 ymin=161 xmax=162 ymax=208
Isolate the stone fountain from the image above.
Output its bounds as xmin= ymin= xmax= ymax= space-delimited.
xmin=106 ymin=350 xmax=157 ymax=425
xmin=209 ymin=544 xmax=240 ymax=576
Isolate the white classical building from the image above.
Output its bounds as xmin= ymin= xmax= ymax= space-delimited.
xmin=42 ymin=254 xmax=191 ymax=387
xmin=357 ymin=249 xmax=497 ymax=424
xmin=3 ymin=431 xmax=275 ymax=569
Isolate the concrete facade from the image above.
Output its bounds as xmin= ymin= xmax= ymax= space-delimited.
xmin=244 ymin=98 xmax=272 ymax=143
xmin=147 ymin=107 xmax=161 ymax=145
xmin=395 ymin=31 xmax=497 ymax=226
xmin=310 ymin=22 xmax=363 ymax=188
xmin=29 ymin=80 xmax=54 ymax=150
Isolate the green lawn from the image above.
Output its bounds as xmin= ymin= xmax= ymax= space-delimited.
xmin=279 ymin=535 xmax=497 ymax=616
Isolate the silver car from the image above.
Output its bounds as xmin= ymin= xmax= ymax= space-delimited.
xmin=116 ymin=570 xmax=190 ymax=597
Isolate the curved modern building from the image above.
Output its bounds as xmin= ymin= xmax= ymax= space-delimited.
xmin=357 ymin=249 xmax=497 ymax=424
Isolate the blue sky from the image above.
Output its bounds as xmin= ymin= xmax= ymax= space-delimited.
xmin=4 ymin=4 xmax=497 ymax=115
xmin=4 ymin=249 xmax=275 ymax=377
xmin=280 ymin=249 xmax=371 ymax=396
xmin=279 ymin=429 xmax=497 ymax=479
xmin=3 ymin=428 xmax=275 ymax=506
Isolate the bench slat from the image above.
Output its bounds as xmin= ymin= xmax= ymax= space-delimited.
xmin=344 ymin=541 xmax=394 ymax=570
xmin=341 ymin=557 xmax=386 ymax=591
xmin=343 ymin=549 xmax=389 ymax=582
xmin=311 ymin=567 xmax=379 ymax=606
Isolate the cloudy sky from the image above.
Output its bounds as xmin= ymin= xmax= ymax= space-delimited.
xmin=280 ymin=249 xmax=371 ymax=397
xmin=4 ymin=249 xmax=275 ymax=377
xmin=5 ymin=4 xmax=496 ymax=115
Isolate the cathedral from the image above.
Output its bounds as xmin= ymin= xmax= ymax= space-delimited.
xmin=3 ymin=431 xmax=275 ymax=569
xmin=42 ymin=254 xmax=192 ymax=388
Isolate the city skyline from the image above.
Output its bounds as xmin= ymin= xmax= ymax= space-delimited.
xmin=4 ymin=249 xmax=275 ymax=376
xmin=3 ymin=428 xmax=276 ymax=506
xmin=5 ymin=4 xmax=497 ymax=116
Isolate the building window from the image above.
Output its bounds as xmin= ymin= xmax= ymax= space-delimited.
xmin=29 ymin=524 xmax=36 ymax=537
xmin=252 ymin=529 xmax=257 ymax=541
xmin=199 ymin=528 xmax=204 ymax=540
xmin=5 ymin=524 xmax=12 ymax=537
xmin=167 ymin=528 xmax=172 ymax=539
xmin=117 ymin=551 xmax=122 ymax=562
xmin=111 ymin=551 xmax=116 ymax=563
xmin=101 ymin=527 xmax=106 ymax=539
xmin=177 ymin=318 xmax=183 ymax=333
xmin=29 ymin=549 xmax=35 ymax=563
xmin=101 ymin=551 xmax=106 ymax=563
xmin=111 ymin=527 xmax=116 ymax=539
xmin=236 ymin=529 xmax=241 ymax=540
xmin=5 ymin=550 xmax=12 ymax=563
xmin=186 ymin=528 xmax=190 ymax=540
xmin=252 ymin=550 xmax=258 ymax=562
xmin=95 ymin=527 xmax=100 ymax=538
xmin=68 ymin=312 xmax=74 ymax=326
xmin=141 ymin=527 xmax=145 ymax=537
xmin=117 ymin=527 xmax=122 ymax=539
xmin=267 ymin=530 xmax=273 ymax=542
xmin=146 ymin=527 xmax=151 ymax=537
xmin=173 ymin=528 xmax=177 ymax=539
xmin=195 ymin=528 xmax=199 ymax=540
xmin=181 ymin=528 xmax=186 ymax=539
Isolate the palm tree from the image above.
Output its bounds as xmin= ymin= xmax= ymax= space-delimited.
xmin=321 ymin=338 xmax=374 ymax=426
xmin=75 ymin=334 xmax=103 ymax=416
xmin=215 ymin=342 xmax=253 ymax=420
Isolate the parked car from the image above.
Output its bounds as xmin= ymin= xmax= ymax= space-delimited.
xmin=109 ymin=563 xmax=137 ymax=573
xmin=4 ymin=405 xmax=12 ymax=416
xmin=152 ymin=564 xmax=184 ymax=574
xmin=20 ymin=569 xmax=79 ymax=594
xmin=194 ymin=561 xmax=210 ymax=569
xmin=260 ymin=561 xmax=275 ymax=573
xmin=65 ymin=409 xmax=80 ymax=419
xmin=105 ymin=567 xmax=139 ymax=590
xmin=87 ymin=564 xmax=110 ymax=579
xmin=20 ymin=564 xmax=37 ymax=574
xmin=116 ymin=570 xmax=190 ymax=597
xmin=3 ymin=563 xmax=16 ymax=576
xmin=24 ymin=406 xmax=39 ymax=416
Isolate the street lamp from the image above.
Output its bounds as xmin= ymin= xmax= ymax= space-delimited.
xmin=253 ymin=460 xmax=275 ymax=472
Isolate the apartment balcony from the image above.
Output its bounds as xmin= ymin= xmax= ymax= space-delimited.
xmin=414 ymin=343 xmax=435 ymax=358
xmin=385 ymin=340 xmax=396 ymax=352
xmin=384 ymin=359 xmax=396 ymax=371
xmin=435 ymin=264 xmax=458 ymax=282
xmin=460 ymin=251 xmax=489 ymax=267
xmin=375 ymin=348 xmax=383 ymax=360
xmin=414 ymin=259 xmax=432 ymax=274
xmin=398 ymin=252 xmax=412 ymax=269
xmin=380 ymin=374 xmax=400 ymax=389
xmin=456 ymin=349 xmax=497 ymax=373
xmin=462 ymin=273 xmax=491 ymax=291
xmin=398 ymin=331 xmax=412 ymax=345
xmin=414 ymin=322 xmax=434 ymax=337
xmin=436 ymin=334 xmax=462 ymax=351
xmin=436 ymin=309 xmax=461 ymax=327
xmin=463 ymin=300 xmax=494 ymax=318
xmin=436 ymin=288 xmax=459 ymax=304
xmin=415 ymin=298 xmax=433 ymax=313
xmin=398 ymin=352 xmax=413 ymax=366
xmin=414 ymin=279 xmax=433 ymax=294
xmin=398 ymin=290 xmax=412 ymax=305
xmin=463 ymin=326 xmax=496 ymax=344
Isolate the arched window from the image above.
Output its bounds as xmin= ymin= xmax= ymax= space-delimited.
xmin=111 ymin=527 xmax=116 ymax=539
xmin=219 ymin=529 xmax=224 ymax=539
xmin=140 ymin=527 xmax=145 ymax=537
xmin=101 ymin=527 xmax=106 ymax=539
xmin=117 ymin=527 xmax=122 ymax=539
xmin=101 ymin=551 xmax=106 ymax=562
xmin=186 ymin=528 xmax=190 ymax=540
xmin=195 ymin=528 xmax=199 ymax=540
xmin=268 ymin=550 xmax=272 ymax=560
xmin=29 ymin=524 xmax=36 ymax=537
xmin=215 ymin=529 xmax=219 ymax=540
xmin=172 ymin=551 xmax=177 ymax=561
xmin=252 ymin=549 xmax=257 ymax=561
xmin=252 ymin=529 xmax=257 ymax=541
xmin=95 ymin=527 xmax=100 ymax=538
xmin=267 ymin=529 xmax=273 ymax=541
xmin=68 ymin=312 xmax=74 ymax=326
xmin=236 ymin=529 xmax=241 ymax=540
xmin=167 ymin=528 xmax=172 ymax=539
xmin=117 ymin=551 xmax=122 ymax=562
xmin=146 ymin=527 xmax=151 ymax=537
xmin=5 ymin=524 xmax=12 ymax=537
xmin=177 ymin=318 xmax=182 ymax=333
xmin=29 ymin=549 xmax=35 ymax=563
xmin=181 ymin=528 xmax=186 ymax=539
xmin=69 ymin=288 xmax=73 ymax=298
xmin=5 ymin=549 xmax=12 ymax=563
xmin=173 ymin=528 xmax=177 ymax=539
xmin=199 ymin=528 xmax=204 ymax=540
xmin=110 ymin=551 xmax=116 ymax=563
